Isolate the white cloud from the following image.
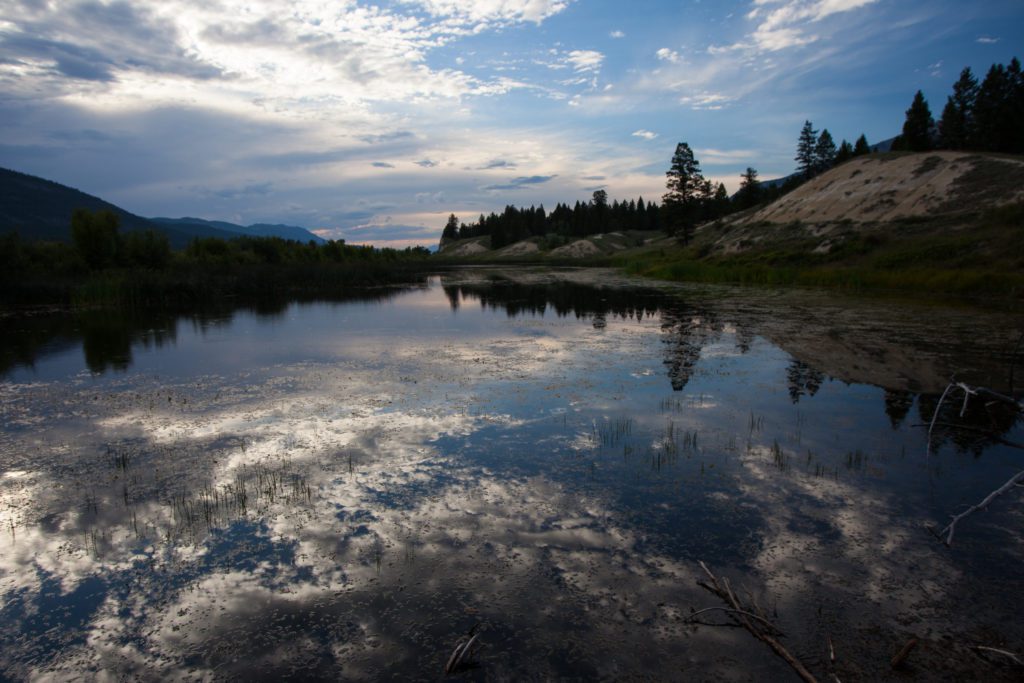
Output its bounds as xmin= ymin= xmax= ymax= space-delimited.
xmin=716 ymin=0 xmax=880 ymax=53
xmin=976 ymin=36 xmax=1000 ymax=44
xmin=680 ymin=92 xmax=734 ymax=110
xmin=632 ymin=129 xmax=658 ymax=140
xmin=610 ymin=30 xmax=625 ymax=39
xmin=656 ymin=48 xmax=681 ymax=63
xmin=411 ymin=0 xmax=572 ymax=24
xmin=566 ymin=50 xmax=604 ymax=73
xmin=694 ymin=148 xmax=758 ymax=164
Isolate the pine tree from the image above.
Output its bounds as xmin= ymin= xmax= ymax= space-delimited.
xmin=973 ymin=63 xmax=1008 ymax=151
xmin=662 ymin=142 xmax=710 ymax=243
xmin=938 ymin=67 xmax=979 ymax=149
xmin=795 ymin=120 xmax=818 ymax=177
xmin=711 ymin=183 xmax=730 ymax=219
xmin=1008 ymin=57 xmax=1024 ymax=153
xmin=853 ymin=134 xmax=871 ymax=156
xmin=835 ymin=139 xmax=854 ymax=164
xmin=814 ymin=129 xmax=837 ymax=173
xmin=901 ymin=90 xmax=935 ymax=152
xmin=441 ymin=213 xmax=460 ymax=244
xmin=736 ymin=167 xmax=760 ymax=210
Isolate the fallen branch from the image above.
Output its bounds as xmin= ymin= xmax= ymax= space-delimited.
xmin=890 ymin=637 xmax=917 ymax=669
xmin=939 ymin=468 xmax=1024 ymax=546
xmin=924 ymin=381 xmax=1024 ymax=545
xmin=444 ymin=625 xmax=482 ymax=675
xmin=974 ymin=645 xmax=1023 ymax=666
xmin=685 ymin=606 xmax=780 ymax=632
xmin=696 ymin=561 xmax=818 ymax=683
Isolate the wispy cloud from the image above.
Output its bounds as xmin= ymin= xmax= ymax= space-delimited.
xmin=566 ymin=50 xmax=604 ymax=73
xmin=976 ymin=36 xmax=1000 ymax=44
xmin=482 ymin=175 xmax=557 ymax=191
xmin=481 ymin=159 xmax=517 ymax=169
xmin=372 ymin=161 xmax=395 ymax=168
xmin=610 ymin=30 xmax=625 ymax=39
xmin=632 ymin=130 xmax=658 ymax=140
xmin=717 ymin=0 xmax=881 ymax=52
xmin=680 ymin=92 xmax=734 ymax=110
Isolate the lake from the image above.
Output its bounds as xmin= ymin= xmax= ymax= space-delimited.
xmin=1 ymin=267 xmax=1022 ymax=681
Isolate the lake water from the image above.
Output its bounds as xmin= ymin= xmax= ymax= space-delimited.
xmin=1 ymin=268 xmax=1022 ymax=681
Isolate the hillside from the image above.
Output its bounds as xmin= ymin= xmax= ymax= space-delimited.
xmin=150 ymin=217 xmax=326 ymax=244
xmin=436 ymin=151 xmax=1024 ymax=295
xmin=0 ymin=168 xmax=325 ymax=248
xmin=701 ymin=151 xmax=1024 ymax=257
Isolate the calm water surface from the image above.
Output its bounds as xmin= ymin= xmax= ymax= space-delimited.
xmin=1 ymin=268 xmax=1022 ymax=681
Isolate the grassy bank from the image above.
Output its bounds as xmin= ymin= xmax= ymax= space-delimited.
xmin=619 ymin=203 xmax=1024 ymax=298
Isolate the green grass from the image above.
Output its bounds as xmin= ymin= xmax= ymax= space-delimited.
xmin=620 ymin=200 xmax=1024 ymax=299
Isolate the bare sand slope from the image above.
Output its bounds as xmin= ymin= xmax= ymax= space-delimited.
xmin=744 ymin=152 xmax=1024 ymax=225
xmin=549 ymin=239 xmax=602 ymax=258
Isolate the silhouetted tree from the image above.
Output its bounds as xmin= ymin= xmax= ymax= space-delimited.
xmin=441 ymin=213 xmax=460 ymax=243
xmin=835 ymin=139 xmax=854 ymax=164
xmin=735 ymin=167 xmax=761 ymax=209
xmin=853 ymin=134 xmax=871 ymax=156
xmin=814 ymin=129 xmax=838 ymax=173
xmin=662 ymin=142 xmax=711 ymax=244
xmin=898 ymin=90 xmax=935 ymax=152
xmin=795 ymin=120 xmax=818 ymax=178
xmin=938 ymin=67 xmax=979 ymax=150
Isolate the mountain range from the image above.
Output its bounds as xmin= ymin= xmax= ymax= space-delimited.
xmin=0 ymin=167 xmax=326 ymax=248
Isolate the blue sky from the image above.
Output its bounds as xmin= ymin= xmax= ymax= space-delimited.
xmin=0 ymin=0 xmax=1021 ymax=247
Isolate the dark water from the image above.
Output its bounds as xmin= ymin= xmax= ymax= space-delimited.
xmin=1 ymin=268 xmax=1022 ymax=681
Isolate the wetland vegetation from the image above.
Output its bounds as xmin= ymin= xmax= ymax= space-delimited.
xmin=1 ymin=268 xmax=1022 ymax=680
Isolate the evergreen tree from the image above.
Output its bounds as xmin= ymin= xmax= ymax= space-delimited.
xmin=900 ymin=90 xmax=935 ymax=152
xmin=711 ymin=183 xmax=731 ymax=219
xmin=814 ymin=129 xmax=837 ymax=173
xmin=853 ymin=134 xmax=871 ymax=156
xmin=441 ymin=213 xmax=460 ymax=243
xmin=795 ymin=120 xmax=818 ymax=177
xmin=1008 ymin=57 xmax=1024 ymax=153
xmin=973 ymin=63 xmax=1008 ymax=151
xmin=938 ymin=67 xmax=979 ymax=149
xmin=736 ymin=167 xmax=761 ymax=210
xmin=662 ymin=142 xmax=710 ymax=243
xmin=835 ymin=139 xmax=854 ymax=164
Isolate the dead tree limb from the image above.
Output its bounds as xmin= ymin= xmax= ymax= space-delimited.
xmin=924 ymin=381 xmax=1024 ymax=545
xmin=974 ymin=645 xmax=1023 ymax=666
xmin=685 ymin=606 xmax=780 ymax=631
xmin=696 ymin=561 xmax=819 ymax=683
xmin=939 ymin=468 xmax=1024 ymax=546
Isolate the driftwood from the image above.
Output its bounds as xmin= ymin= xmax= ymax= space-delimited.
xmin=890 ymin=637 xmax=917 ymax=668
xmin=444 ymin=625 xmax=482 ymax=675
xmin=926 ymin=381 xmax=1024 ymax=546
xmin=696 ymin=561 xmax=818 ymax=683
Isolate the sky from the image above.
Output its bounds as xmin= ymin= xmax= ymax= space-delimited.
xmin=0 ymin=0 xmax=1021 ymax=247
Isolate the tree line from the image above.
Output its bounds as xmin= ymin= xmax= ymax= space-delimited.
xmin=2 ymin=208 xmax=431 ymax=276
xmin=441 ymin=56 xmax=1021 ymax=250
xmin=441 ymin=192 xmax=674 ymax=250
xmin=894 ymin=57 xmax=1023 ymax=153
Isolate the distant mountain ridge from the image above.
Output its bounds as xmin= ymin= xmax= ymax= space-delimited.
xmin=150 ymin=217 xmax=326 ymax=244
xmin=0 ymin=167 xmax=325 ymax=247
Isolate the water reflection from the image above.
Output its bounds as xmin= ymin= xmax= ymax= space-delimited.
xmin=1 ymin=268 xmax=1023 ymax=680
